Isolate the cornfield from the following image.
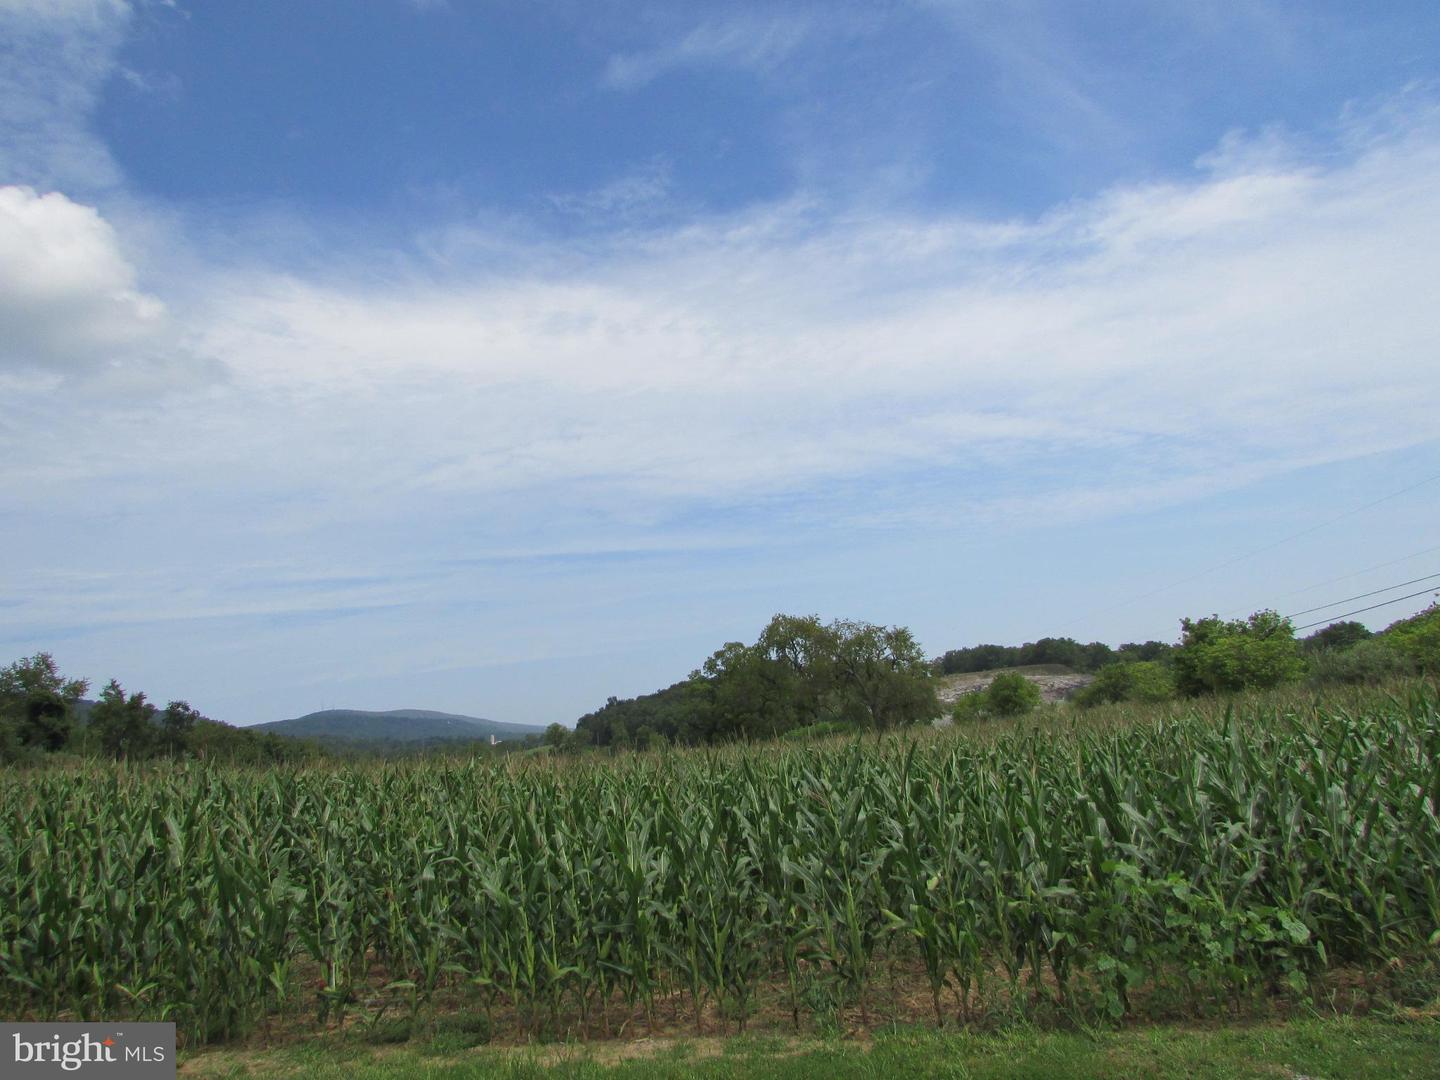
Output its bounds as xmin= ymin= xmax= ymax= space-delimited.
xmin=3 ymin=687 xmax=1438 ymax=1043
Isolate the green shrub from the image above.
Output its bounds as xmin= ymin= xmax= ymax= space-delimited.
xmin=985 ymin=672 xmax=1041 ymax=716
xmin=1307 ymin=639 xmax=1414 ymax=686
xmin=1301 ymin=620 xmax=1372 ymax=652
xmin=1128 ymin=661 xmax=1176 ymax=703
xmin=1075 ymin=667 xmax=1127 ymax=709
xmin=0 ymin=721 xmax=35 ymax=766
xmin=949 ymin=693 xmax=988 ymax=723
xmin=1075 ymin=661 xmax=1175 ymax=709
xmin=1383 ymin=603 xmax=1440 ymax=673
xmin=780 ymin=720 xmax=856 ymax=741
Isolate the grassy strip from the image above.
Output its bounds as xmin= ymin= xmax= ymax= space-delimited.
xmin=181 ymin=1015 xmax=1440 ymax=1079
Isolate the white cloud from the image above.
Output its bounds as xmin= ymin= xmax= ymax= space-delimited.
xmin=25 ymin=97 xmax=1393 ymax=554
xmin=0 ymin=185 xmax=168 ymax=372
xmin=548 ymin=158 xmax=675 ymax=219
xmin=6 ymin=97 xmax=1440 ymax=544
xmin=603 ymin=12 xmax=815 ymax=91
xmin=3 ymin=90 xmax=1439 ymax=721
xmin=0 ymin=0 xmax=133 ymax=192
xmin=914 ymin=0 xmax=1132 ymax=154
xmin=0 ymin=0 xmax=125 ymax=17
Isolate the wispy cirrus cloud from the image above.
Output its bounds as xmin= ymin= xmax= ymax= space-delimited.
xmin=3 ymin=0 xmax=1439 ymax=722
xmin=913 ymin=0 xmax=1132 ymax=154
xmin=0 ymin=0 xmax=133 ymax=192
xmin=8 ymin=93 xmax=1422 ymax=529
xmin=602 ymin=11 xmax=817 ymax=91
xmin=547 ymin=157 xmax=675 ymax=220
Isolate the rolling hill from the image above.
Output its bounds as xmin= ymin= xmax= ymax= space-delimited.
xmin=248 ymin=708 xmax=545 ymax=745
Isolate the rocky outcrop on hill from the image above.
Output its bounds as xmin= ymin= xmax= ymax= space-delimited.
xmin=935 ymin=669 xmax=1094 ymax=706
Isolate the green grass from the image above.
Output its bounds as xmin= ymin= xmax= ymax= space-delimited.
xmin=179 ymin=1015 xmax=1440 ymax=1078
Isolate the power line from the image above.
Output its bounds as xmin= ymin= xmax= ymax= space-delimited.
xmin=1284 ymin=571 xmax=1440 ymax=620
xmin=1223 ymin=543 xmax=1440 ymax=618
xmin=1292 ymin=587 xmax=1439 ymax=634
xmin=1265 ymin=543 xmax=1440 ymax=602
xmin=1057 ymin=469 xmax=1440 ymax=632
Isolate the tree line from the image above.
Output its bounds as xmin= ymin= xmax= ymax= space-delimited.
xmin=6 ymin=601 xmax=1434 ymax=763
xmin=933 ymin=636 xmax=1172 ymax=675
xmin=954 ymin=604 xmax=1439 ymax=718
xmin=575 ymin=603 xmax=1440 ymax=743
xmin=0 ymin=656 xmax=316 ymax=766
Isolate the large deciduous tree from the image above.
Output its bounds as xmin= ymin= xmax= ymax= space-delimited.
xmin=702 ymin=614 xmax=940 ymax=738
xmin=160 ymin=700 xmax=203 ymax=757
xmin=0 ymin=652 xmax=89 ymax=754
xmin=827 ymin=619 xmax=938 ymax=729
xmin=89 ymin=679 xmax=157 ymax=760
xmin=1172 ymin=610 xmax=1305 ymax=697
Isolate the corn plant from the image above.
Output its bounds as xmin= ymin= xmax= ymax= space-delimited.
xmin=1 ymin=684 xmax=1437 ymax=1043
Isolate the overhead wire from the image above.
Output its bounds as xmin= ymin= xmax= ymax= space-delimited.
xmin=1222 ymin=542 xmax=1440 ymax=618
xmin=1283 ymin=571 xmax=1440 ymax=620
xmin=1057 ymin=469 xmax=1440 ymax=633
xmin=1291 ymin=586 xmax=1440 ymax=634
xmin=1262 ymin=543 xmax=1440 ymax=603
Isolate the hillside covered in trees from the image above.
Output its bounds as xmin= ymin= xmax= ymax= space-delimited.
xmin=572 ymin=615 xmax=939 ymax=749
xmin=571 ymin=604 xmax=1440 ymax=747
xmin=250 ymin=708 xmax=545 ymax=745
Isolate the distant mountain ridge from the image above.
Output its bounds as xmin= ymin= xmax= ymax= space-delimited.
xmin=249 ymin=708 xmax=544 ymax=744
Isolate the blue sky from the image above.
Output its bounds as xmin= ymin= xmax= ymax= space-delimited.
xmin=2 ymin=1 xmax=1439 ymax=726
